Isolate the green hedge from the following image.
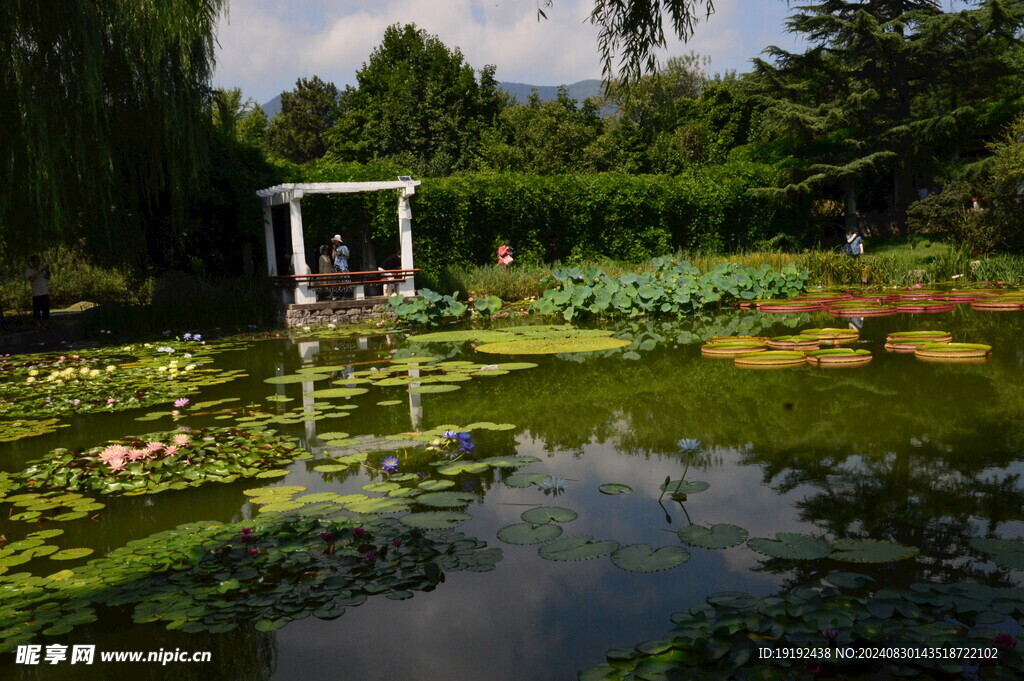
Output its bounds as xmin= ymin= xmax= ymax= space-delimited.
xmin=286 ymin=161 xmax=792 ymax=276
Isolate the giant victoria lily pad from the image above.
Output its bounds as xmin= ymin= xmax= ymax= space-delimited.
xmin=733 ymin=351 xmax=807 ymax=369
xmin=915 ymin=342 xmax=991 ymax=361
xmin=805 ymin=348 xmax=872 ymax=368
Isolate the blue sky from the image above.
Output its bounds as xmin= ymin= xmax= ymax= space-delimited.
xmin=213 ymin=0 xmax=807 ymax=105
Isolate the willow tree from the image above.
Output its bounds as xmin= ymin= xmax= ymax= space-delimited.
xmin=0 ymin=0 xmax=227 ymax=263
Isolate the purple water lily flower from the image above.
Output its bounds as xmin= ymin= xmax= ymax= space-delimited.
xmin=183 ymin=333 xmax=192 ymax=340
xmin=442 ymin=430 xmax=458 ymax=440
xmin=459 ymin=441 xmax=476 ymax=454
xmin=382 ymin=456 xmax=399 ymax=473
xmin=362 ymin=551 xmax=376 ymax=562
xmin=392 ymin=539 xmax=403 ymax=548
xmin=455 ymin=432 xmax=473 ymax=444
xmin=320 ymin=532 xmax=334 ymax=542
xmin=353 ymin=528 xmax=367 ymax=538
xmin=993 ymin=634 xmax=1016 ymax=650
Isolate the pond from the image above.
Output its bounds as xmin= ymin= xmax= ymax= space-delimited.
xmin=2 ymin=305 xmax=1024 ymax=680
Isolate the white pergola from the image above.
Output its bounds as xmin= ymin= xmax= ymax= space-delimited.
xmin=255 ymin=179 xmax=421 ymax=304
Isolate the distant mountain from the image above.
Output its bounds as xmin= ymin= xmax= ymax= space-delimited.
xmin=498 ymin=79 xmax=604 ymax=105
xmin=261 ymin=94 xmax=282 ymax=118
xmin=259 ymin=79 xmax=605 ymax=119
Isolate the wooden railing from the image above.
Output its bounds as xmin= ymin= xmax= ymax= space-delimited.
xmin=271 ymin=269 xmax=419 ymax=289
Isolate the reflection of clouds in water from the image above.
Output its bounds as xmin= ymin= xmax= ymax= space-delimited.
xmin=270 ymin=437 xmax=820 ymax=681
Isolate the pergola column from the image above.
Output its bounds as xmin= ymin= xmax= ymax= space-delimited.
xmin=289 ymin=193 xmax=315 ymax=304
xmin=262 ymin=205 xmax=277 ymax=276
xmin=397 ymin=190 xmax=415 ymax=298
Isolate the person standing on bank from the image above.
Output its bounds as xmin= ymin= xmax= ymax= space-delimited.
xmin=25 ymin=255 xmax=50 ymax=327
xmin=845 ymin=229 xmax=867 ymax=285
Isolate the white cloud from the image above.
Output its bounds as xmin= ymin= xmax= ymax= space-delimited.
xmin=214 ymin=0 xmax=801 ymax=104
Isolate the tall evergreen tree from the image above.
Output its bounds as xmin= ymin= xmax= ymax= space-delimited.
xmin=752 ymin=0 xmax=1024 ymax=231
xmin=266 ymin=76 xmax=342 ymax=164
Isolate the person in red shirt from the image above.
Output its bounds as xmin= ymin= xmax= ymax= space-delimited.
xmin=497 ymin=240 xmax=513 ymax=266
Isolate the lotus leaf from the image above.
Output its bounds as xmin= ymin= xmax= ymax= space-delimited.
xmin=747 ymin=533 xmax=831 ymax=560
xmin=676 ymin=524 xmax=748 ymax=549
xmin=497 ymin=523 xmax=564 ymax=545
xmin=538 ymin=536 xmax=619 ymax=561
xmin=610 ymin=544 xmax=690 ymax=573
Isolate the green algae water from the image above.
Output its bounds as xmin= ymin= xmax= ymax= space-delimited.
xmin=3 ymin=306 xmax=1024 ymax=680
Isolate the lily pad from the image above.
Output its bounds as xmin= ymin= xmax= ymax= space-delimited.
xmin=407 ymin=384 xmax=461 ymax=394
xmin=304 ymin=387 xmax=369 ymax=398
xmin=677 ymin=524 xmax=748 ymax=549
xmin=497 ymin=523 xmax=564 ymax=545
xmin=538 ymin=536 xmax=619 ymax=562
xmin=970 ymin=537 xmax=1024 ymax=570
xmin=414 ymin=492 xmax=479 ymax=508
xmin=49 ymin=548 xmax=95 ymax=561
xmin=659 ymin=480 xmax=710 ymax=495
xmin=398 ymin=511 xmax=472 ymax=529
xmin=417 ymin=479 xmax=455 ymax=491
xmin=610 ymin=544 xmax=690 ymax=573
xmin=521 ymin=506 xmax=578 ymax=524
xmin=747 ymin=533 xmax=831 ymax=560
xmin=376 ymin=400 xmax=403 ymax=406
xmin=475 ymin=337 xmax=631 ymax=355
xmin=263 ymin=373 xmax=330 ymax=384
xmin=504 ymin=474 xmax=551 ymax=488
xmin=829 ymin=539 xmax=919 ymax=563
xmin=343 ymin=498 xmax=411 ymax=515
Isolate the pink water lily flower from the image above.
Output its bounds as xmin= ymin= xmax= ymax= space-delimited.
xmin=145 ymin=441 xmax=164 ymax=452
xmin=164 ymin=445 xmax=178 ymax=456
xmin=106 ymin=456 xmax=127 ymax=471
xmin=127 ymin=448 xmax=150 ymax=462
xmin=99 ymin=444 xmax=130 ymax=463
xmin=173 ymin=398 xmax=189 ymax=408
xmin=172 ymin=433 xmax=190 ymax=447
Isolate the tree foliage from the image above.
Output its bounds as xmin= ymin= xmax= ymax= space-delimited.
xmin=330 ymin=24 xmax=504 ymax=176
xmin=475 ymin=89 xmax=603 ymax=174
xmin=0 ymin=0 xmax=228 ymax=263
xmin=751 ymin=0 xmax=1024 ymax=229
xmin=267 ymin=76 xmax=341 ymax=164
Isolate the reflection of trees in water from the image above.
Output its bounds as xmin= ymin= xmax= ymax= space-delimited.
xmin=744 ymin=440 xmax=1024 ymax=590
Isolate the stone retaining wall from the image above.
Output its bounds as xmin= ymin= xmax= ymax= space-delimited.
xmin=276 ymin=297 xmax=398 ymax=328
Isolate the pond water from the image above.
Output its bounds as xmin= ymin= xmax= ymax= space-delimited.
xmin=3 ymin=306 xmax=1024 ymax=680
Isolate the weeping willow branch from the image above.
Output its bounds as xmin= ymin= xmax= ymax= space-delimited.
xmin=0 ymin=0 xmax=228 ymax=263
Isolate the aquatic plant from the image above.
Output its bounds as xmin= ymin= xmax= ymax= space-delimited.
xmin=17 ymin=427 xmax=309 ymax=495
xmin=529 ymin=258 xmax=808 ymax=321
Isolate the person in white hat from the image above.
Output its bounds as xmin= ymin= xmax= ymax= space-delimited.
xmin=330 ymin=235 xmax=350 ymax=273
